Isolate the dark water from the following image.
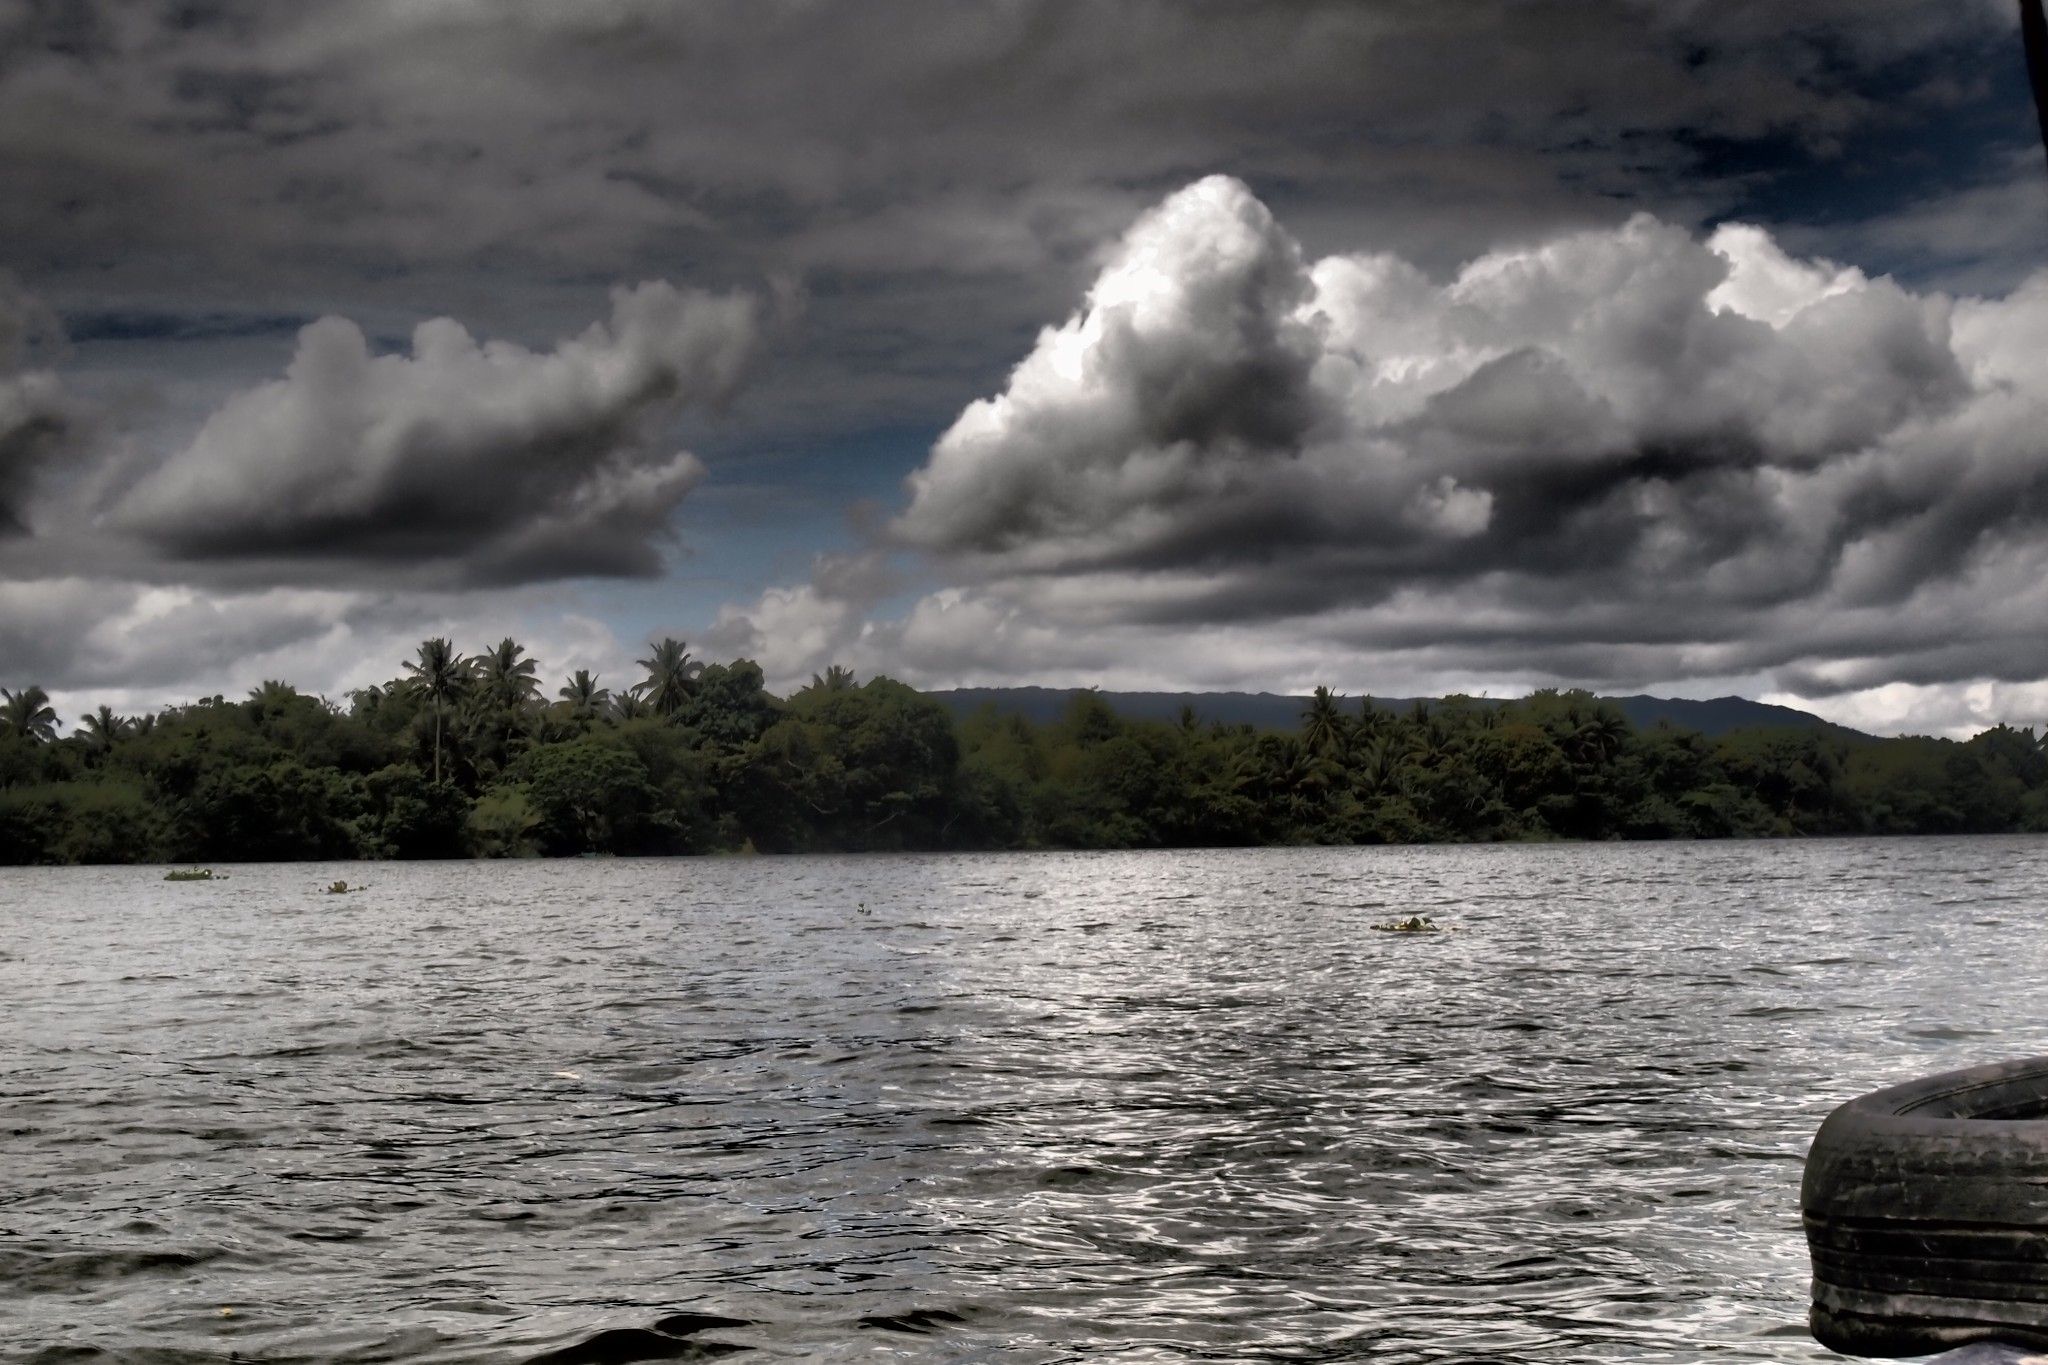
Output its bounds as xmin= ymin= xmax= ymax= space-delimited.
xmin=4 ymin=839 xmax=2046 ymax=1363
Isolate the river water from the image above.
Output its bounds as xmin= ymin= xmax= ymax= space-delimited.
xmin=3 ymin=839 xmax=2045 ymax=1363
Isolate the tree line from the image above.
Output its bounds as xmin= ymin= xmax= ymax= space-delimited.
xmin=2 ymin=646 xmax=2045 ymax=864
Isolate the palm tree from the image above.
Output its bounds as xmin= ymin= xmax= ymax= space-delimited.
xmin=1 ymin=685 xmax=60 ymax=742
xmin=1570 ymin=710 xmax=1630 ymax=767
xmin=76 ymin=704 xmax=127 ymax=755
xmin=478 ymin=637 xmax=543 ymax=712
xmin=610 ymin=690 xmax=651 ymax=722
xmin=1301 ymin=685 xmax=1348 ymax=758
xmin=1354 ymin=735 xmax=1405 ymax=798
xmin=246 ymin=680 xmax=300 ymax=720
xmin=558 ymin=669 xmax=610 ymax=721
xmin=806 ymin=664 xmax=857 ymax=693
xmin=1403 ymin=711 xmax=1456 ymax=771
xmin=1243 ymin=733 xmax=1340 ymax=831
xmin=348 ymin=682 xmax=391 ymax=722
xmin=634 ymin=637 xmax=700 ymax=717
xmin=402 ymin=638 xmax=472 ymax=783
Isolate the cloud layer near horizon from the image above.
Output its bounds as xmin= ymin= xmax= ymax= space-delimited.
xmin=713 ymin=178 xmax=2048 ymax=734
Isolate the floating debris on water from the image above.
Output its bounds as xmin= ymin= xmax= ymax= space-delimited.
xmin=164 ymin=868 xmax=215 ymax=882
xmin=325 ymin=880 xmax=366 ymax=894
xmin=1370 ymin=914 xmax=1456 ymax=933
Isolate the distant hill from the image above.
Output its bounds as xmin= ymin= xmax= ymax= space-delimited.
xmin=928 ymin=686 xmax=1867 ymax=740
xmin=1601 ymin=694 xmax=1866 ymax=739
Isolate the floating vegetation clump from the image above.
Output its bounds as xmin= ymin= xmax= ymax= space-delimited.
xmin=1370 ymin=914 xmax=1454 ymax=934
xmin=326 ymin=880 xmax=366 ymax=894
xmin=164 ymin=868 xmax=214 ymax=882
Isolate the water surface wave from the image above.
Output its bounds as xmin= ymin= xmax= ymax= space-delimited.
xmin=4 ymin=839 xmax=2045 ymax=1362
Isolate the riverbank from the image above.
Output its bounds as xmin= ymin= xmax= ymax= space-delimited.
xmin=5 ymin=669 xmax=2044 ymax=864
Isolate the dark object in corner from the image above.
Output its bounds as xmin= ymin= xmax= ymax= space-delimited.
xmin=1804 ymin=1057 xmax=2048 ymax=1357
xmin=2024 ymin=0 xmax=2048 ymax=173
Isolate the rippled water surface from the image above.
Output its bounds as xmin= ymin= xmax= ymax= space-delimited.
xmin=5 ymin=840 xmax=2048 ymax=1362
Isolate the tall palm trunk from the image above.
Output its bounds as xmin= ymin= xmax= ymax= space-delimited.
xmin=404 ymin=638 xmax=468 ymax=785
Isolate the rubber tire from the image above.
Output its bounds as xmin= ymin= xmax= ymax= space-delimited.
xmin=1805 ymin=1057 xmax=2048 ymax=1357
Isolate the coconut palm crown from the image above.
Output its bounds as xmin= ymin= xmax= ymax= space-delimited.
xmin=806 ymin=664 xmax=857 ymax=694
xmin=479 ymin=637 xmax=543 ymax=711
xmin=634 ymin=637 xmax=701 ymax=717
xmin=76 ymin=704 xmax=127 ymax=753
xmin=1301 ymin=685 xmax=1349 ymax=758
xmin=558 ymin=669 xmax=610 ymax=720
xmin=1 ymin=685 xmax=60 ymax=742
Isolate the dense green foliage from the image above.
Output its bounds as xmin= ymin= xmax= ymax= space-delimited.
xmin=2 ymin=653 xmax=2045 ymax=864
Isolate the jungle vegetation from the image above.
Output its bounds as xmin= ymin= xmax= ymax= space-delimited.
xmin=2 ymin=650 xmax=2045 ymax=864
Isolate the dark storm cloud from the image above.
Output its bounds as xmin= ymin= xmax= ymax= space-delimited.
xmin=61 ymin=308 xmax=311 ymax=344
xmin=1 ymin=0 xmax=2029 ymax=499
xmin=21 ymin=4 xmax=2019 ymax=230
xmin=111 ymin=282 xmax=762 ymax=584
xmin=0 ymin=272 xmax=68 ymax=535
xmin=0 ymin=0 xmax=2028 ymax=436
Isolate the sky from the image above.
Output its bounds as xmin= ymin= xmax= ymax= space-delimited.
xmin=4 ymin=0 xmax=2048 ymax=738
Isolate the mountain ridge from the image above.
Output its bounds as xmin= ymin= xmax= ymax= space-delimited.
xmin=928 ymin=686 xmax=1867 ymax=740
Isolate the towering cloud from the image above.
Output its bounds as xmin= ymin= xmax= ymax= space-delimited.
xmin=898 ymin=177 xmax=1976 ymax=588
xmin=115 ymin=282 xmax=761 ymax=584
xmin=871 ymin=178 xmax=2048 ymax=710
xmin=899 ymin=178 xmax=1321 ymax=561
